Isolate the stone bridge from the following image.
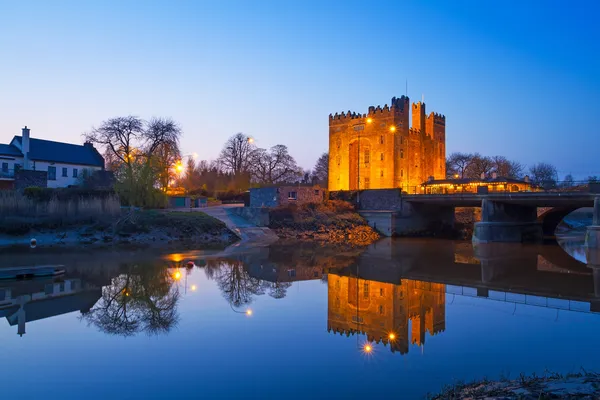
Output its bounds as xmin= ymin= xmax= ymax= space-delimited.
xmin=353 ymin=189 xmax=600 ymax=246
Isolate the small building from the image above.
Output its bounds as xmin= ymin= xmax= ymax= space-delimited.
xmin=0 ymin=126 xmax=105 ymax=189
xmin=249 ymin=184 xmax=324 ymax=208
xmin=168 ymin=196 xmax=192 ymax=208
xmin=421 ymin=174 xmax=535 ymax=194
xmin=193 ymin=197 xmax=208 ymax=208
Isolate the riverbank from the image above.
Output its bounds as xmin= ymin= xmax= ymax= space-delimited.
xmin=268 ymin=201 xmax=380 ymax=246
xmin=0 ymin=210 xmax=238 ymax=250
xmin=430 ymin=371 xmax=600 ymax=399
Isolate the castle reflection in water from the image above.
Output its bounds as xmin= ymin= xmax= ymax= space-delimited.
xmin=328 ymin=275 xmax=445 ymax=354
xmin=1 ymin=238 xmax=599 ymax=348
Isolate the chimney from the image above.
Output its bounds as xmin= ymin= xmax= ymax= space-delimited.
xmin=524 ymin=175 xmax=530 ymax=183
xmin=492 ymin=172 xmax=498 ymax=179
xmin=22 ymin=126 xmax=30 ymax=170
xmin=480 ymin=172 xmax=485 ymax=180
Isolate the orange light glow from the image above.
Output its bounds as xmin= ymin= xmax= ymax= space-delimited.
xmin=248 ymin=137 xmax=255 ymax=144
xmin=175 ymin=163 xmax=183 ymax=172
xmin=366 ymin=117 xmax=373 ymax=123
xmin=246 ymin=309 xmax=253 ymax=316
xmin=191 ymin=284 xmax=197 ymax=292
xmin=363 ymin=344 xmax=373 ymax=353
xmin=388 ymin=333 xmax=396 ymax=341
xmin=173 ymin=270 xmax=182 ymax=281
xmin=389 ymin=126 xmax=396 ymax=132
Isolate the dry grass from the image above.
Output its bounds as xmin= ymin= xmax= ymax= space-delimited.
xmin=0 ymin=191 xmax=121 ymax=234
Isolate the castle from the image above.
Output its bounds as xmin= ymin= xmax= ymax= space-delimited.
xmin=328 ymin=96 xmax=446 ymax=192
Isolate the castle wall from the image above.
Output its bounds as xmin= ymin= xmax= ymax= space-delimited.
xmin=329 ymin=96 xmax=446 ymax=192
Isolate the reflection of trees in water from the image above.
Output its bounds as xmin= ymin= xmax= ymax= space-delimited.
xmin=210 ymin=261 xmax=264 ymax=307
xmin=81 ymin=263 xmax=180 ymax=337
xmin=204 ymin=260 xmax=292 ymax=305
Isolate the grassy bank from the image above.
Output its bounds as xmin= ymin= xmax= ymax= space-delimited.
xmin=429 ymin=370 xmax=600 ymax=399
xmin=0 ymin=210 xmax=237 ymax=249
xmin=269 ymin=201 xmax=380 ymax=246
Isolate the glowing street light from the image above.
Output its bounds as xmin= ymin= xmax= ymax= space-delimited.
xmin=388 ymin=333 xmax=396 ymax=341
xmin=363 ymin=343 xmax=373 ymax=354
xmin=366 ymin=117 xmax=373 ymax=124
xmin=389 ymin=125 xmax=396 ymax=132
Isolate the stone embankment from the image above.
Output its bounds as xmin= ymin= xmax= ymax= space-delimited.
xmin=0 ymin=210 xmax=237 ymax=250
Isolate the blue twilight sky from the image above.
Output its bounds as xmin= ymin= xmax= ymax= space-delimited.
xmin=0 ymin=0 xmax=598 ymax=177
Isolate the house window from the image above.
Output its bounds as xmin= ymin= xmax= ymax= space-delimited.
xmin=380 ymin=153 xmax=384 ymax=161
xmin=364 ymin=177 xmax=370 ymax=189
xmin=287 ymin=269 xmax=296 ymax=277
xmin=400 ymin=149 xmax=404 ymax=159
xmin=314 ymin=189 xmax=319 ymax=195
xmin=401 ymin=169 xmax=404 ymax=177
xmin=73 ymin=168 xmax=78 ymax=178
xmin=1 ymin=163 xmax=7 ymax=173
xmin=380 ymin=288 xmax=384 ymax=297
xmin=288 ymin=191 xmax=297 ymax=200
xmin=363 ymin=283 xmax=369 ymax=298
xmin=364 ymin=150 xmax=370 ymax=164
xmin=62 ymin=167 xmax=68 ymax=177
xmin=379 ymin=305 xmax=384 ymax=315
xmin=14 ymin=164 xmax=21 ymax=173
xmin=336 ymin=155 xmax=341 ymax=166
xmin=380 ymin=135 xmax=384 ymax=144
xmin=48 ymin=166 xmax=56 ymax=181
xmin=380 ymin=170 xmax=384 ymax=178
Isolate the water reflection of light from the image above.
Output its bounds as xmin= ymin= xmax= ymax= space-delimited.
xmin=246 ymin=309 xmax=253 ymax=316
xmin=388 ymin=333 xmax=396 ymax=341
xmin=168 ymin=254 xmax=185 ymax=263
xmin=173 ymin=270 xmax=182 ymax=281
xmin=190 ymin=284 xmax=197 ymax=292
xmin=363 ymin=343 xmax=373 ymax=354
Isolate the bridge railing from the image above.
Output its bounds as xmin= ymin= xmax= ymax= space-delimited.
xmin=402 ymin=180 xmax=597 ymax=196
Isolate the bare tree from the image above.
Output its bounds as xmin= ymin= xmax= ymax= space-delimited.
xmin=217 ymin=133 xmax=256 ymax=176
xmin=252 ymin=144 xmax=301 ymax=184
xmin=465 ymin=154 xmax=494 ymax=178
xmin=85 ymin=116 xmax=144 ymax=169
xmin=144 ymin=117 xmax=181 ymax=156
xmin=446 ymin=152 xmax=474 ymax=178
xmin=529 ymin=162 xmax=558 ymax=187
xmin=490 ymin=156 xmax=523 ymax=178
xmin=561 ymin=173 xmax=575 ymax=188
xmin=312 ymin=152 xmax=329 ymax=186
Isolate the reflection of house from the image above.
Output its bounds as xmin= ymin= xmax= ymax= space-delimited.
xmin=421 ymin=174 xmax=535 ymax=194
xmin=0 ymin=278 xmax=101 ymax=336
xmin=249 ymin=184 xmax=324 ymax=208
xmin=327 ymin=275 xmax=445 ymax=354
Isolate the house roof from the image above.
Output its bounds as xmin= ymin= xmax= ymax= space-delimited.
xmin=12 ymin=136 xmax=104 ymax=167
xmin=0 ymin=144 xmax=22 ymax=157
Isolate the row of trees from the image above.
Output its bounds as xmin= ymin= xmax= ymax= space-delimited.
xmin=176 ymin=133 xmax=329 ymax=196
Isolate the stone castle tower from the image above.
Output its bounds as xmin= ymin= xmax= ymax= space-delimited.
xmin=328 ymin=96 xmax=446 ymax=192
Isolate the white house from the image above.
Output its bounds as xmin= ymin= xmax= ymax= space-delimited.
xmin=0 ymin=126 xmax=105 ymax=189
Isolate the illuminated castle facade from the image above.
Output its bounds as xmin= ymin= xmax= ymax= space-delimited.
xmin=328 ymin=96 xmax=446 ymax=191
xmin=327 ymin=275 xmax=445 ymax=354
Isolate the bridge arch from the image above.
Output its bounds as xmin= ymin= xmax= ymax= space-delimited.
xmin=537 ymin=207 xmax=581 ymax=238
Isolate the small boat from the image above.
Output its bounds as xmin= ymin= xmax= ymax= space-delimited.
xmin=0 ymin=265 xmax=66 ymax=280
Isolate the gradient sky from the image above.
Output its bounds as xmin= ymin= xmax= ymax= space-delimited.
xmin=1 ymin=0 xmax=598 ymax=178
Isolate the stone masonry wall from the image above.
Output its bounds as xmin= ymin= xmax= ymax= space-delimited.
xmin=14 ymin=170 xmax=47 ymax=191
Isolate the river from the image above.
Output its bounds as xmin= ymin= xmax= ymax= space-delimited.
xmin=1 ymin=237 xmax=599 ymax=399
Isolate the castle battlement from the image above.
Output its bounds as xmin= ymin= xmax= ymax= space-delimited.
xmin=328 ymin=94 xmax=446 ymax=190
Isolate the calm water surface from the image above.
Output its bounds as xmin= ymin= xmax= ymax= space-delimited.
xmin=1 ymin=238 xmax=600 ymax=399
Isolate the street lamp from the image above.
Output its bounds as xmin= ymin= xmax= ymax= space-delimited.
xmin=230 ymin=303 xmax=253 ymax=316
